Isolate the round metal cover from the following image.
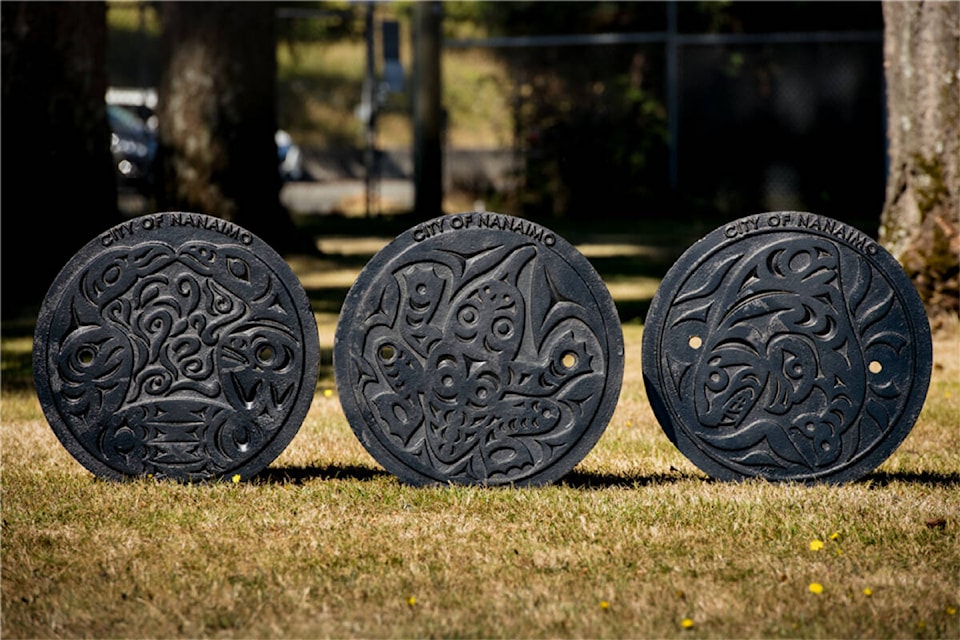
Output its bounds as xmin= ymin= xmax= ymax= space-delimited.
xmin=334 ymin=212 xmax=624 ymax=486
xmin=33 ymin=212 xmax=319 ymax=482
xmin=642 ymin=212 xmax=932 ymax=483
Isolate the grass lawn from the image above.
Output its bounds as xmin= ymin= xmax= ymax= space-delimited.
xmin=2 ymin=230 xmax=958 ymax=639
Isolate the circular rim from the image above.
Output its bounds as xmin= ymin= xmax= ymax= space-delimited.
xmin=32 ymin=212 xmax=319 ymax=481
xmin=642 ymin=211 xmax=932 ymax=483
xmin=334 ymin=212 xmax=624 ymax=486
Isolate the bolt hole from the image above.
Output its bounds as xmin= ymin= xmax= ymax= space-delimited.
xmin=379 ymin=344 xmax=397 ymax=361
xmin=77 ymin=347 xmax=96 ymax=365
xmin=689 ymin=336 xmax=703 ymax=350
xmin=256 ymin=345 xmax=274 ymax=364
xmin=868 ymin=360 xmax=883 ymax=374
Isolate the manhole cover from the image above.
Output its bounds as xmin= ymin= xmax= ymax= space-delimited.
xmin=642 ymin=212 xmax=932 ymax=483
xmin=335 ymin=212 xmax=624 ymax=486
xmin=33 ymin=212 xmax=319 ymax=481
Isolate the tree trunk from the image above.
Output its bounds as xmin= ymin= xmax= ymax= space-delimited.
xmin=879 ymin=1 xmax=960 ymax=325
xmin=156 ymin=2 xmax=312 ymax=253
xmin=1 ymin=1 xmax=119 ymax=314
xmin=413 ymin=1 xmax=444 ymax=218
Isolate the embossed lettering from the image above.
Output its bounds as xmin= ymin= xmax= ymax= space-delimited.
xmin=168 ymin=213 xmax=252 ymax=244
xmin=723 ymin=216 xmax=762 ymax=238
xmin=794 ymin=213 xmax=878 ymax=254
xmin=476 ymin=213 xmax=555 ymax=246
xmin=412 ymin=218 xmax=447 ymax=242
xmin=100 ymin=220 xmax=137 ymax=247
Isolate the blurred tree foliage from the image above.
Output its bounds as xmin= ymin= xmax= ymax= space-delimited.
xmin=103 ymin=1 xmax=886 ymax=226
xmin=276 ymin=2 xmax=365 ymax=44
xmin=443 ymin=1 xmax=883 ymax=223
xmin=446 ymin=2 xmax=671 ymax=220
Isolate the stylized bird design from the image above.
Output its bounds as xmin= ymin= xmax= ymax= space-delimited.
xmin=361 ymin=244 xmax=604 ymax=482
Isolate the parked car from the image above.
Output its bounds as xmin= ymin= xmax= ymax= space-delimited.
xmin=108 ymin=103 xmax=157 ymax=194
xmin=106 ymin=87 xmax=306 ymax=189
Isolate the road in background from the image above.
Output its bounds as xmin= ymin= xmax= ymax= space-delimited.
xmin=119 ymin=147 xmax=515 ymax=218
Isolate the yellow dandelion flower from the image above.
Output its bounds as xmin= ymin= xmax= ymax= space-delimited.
xmin=407 ymin=596 xmax=416 ymax=607
xmin=809 ymin=582 xmax=824 ymax=594
xmin=681 ymin=618 xmax=695 ymax=629
xmin=835 ymin=548 xmax=843 ymax=556
xmin=947 ymin=606 xmax=957 ymax=616
xmin=809 ymin=540 xmax=824 ymax=551
xmin=863 ymin=588 xmax=873 ymax=597
xmin=829 ymin=532 xmax=840 ymax=540
xmin=599 ymin=601 xmax=610 ymax=610
xmin=231 ymin=474 xmax=241 ymax=484
xmin=323 ymin=388 xmax=333 ymax=398
xmin=626 ymin=421 xmax=633 ymax=428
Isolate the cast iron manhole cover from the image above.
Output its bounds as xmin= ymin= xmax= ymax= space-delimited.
xmin=642 ymin=212 xmax=932 ymax=483
xmin=33 ymin=212 xmax=319 ymax=481
xmin=334 ymin=212 xmax=624 ymax=486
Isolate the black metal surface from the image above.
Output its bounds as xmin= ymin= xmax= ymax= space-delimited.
xmin=334 ymin=212 xmax=624 ymax=486
xmin=642 ymin=212 xmax=933 ymax=483
xmin=33 ymin=212 xmax=319 ymax=482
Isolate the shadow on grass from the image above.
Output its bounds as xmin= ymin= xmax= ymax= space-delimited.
xmin=256 ymin=463 xmax=391 ymax=484
xmin=559 ymin=469 xmax=702 ymax=489
xmin=862 ymin=470 xmax=960 ymax=488
xmin=293 ymin=211 xmax=420 ymax=240
xmin=255 ymin=464 xmax=704 ymax=488
xmin=304 ymin=285 xmax=351 ymax=316
xmin=1 ymin=348 xmax=36 ymax=392
xmin=615 ymin=299 xmax=654 ymax=326
xmin=556 ymin=469 xmax=960 ymax=490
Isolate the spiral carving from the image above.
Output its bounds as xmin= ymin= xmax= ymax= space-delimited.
xmin=40 ymin=239 xmax=310 ymax=481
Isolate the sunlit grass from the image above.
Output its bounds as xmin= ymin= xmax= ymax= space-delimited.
xmin=277 ymin=38 xmax=513 ymax=149
xmin=106 ymin=2 xmax=161 ymax=36
xmin=442 ymin=49 xmax=514 ymax=148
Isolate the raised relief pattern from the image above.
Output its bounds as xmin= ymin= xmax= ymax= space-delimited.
xmin=348 ymin=243 xmax=609 ymax=484
xmin=659 ymin=236 xmax=916 ymax=478
xmin=47 ymin=241 xmax=306 ymax=480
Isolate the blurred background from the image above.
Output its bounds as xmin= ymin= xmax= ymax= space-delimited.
xmin=2 ymin=1 xmax=956 ymax=322
xmin=103 ymin=1 xmax=885 ymax=221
